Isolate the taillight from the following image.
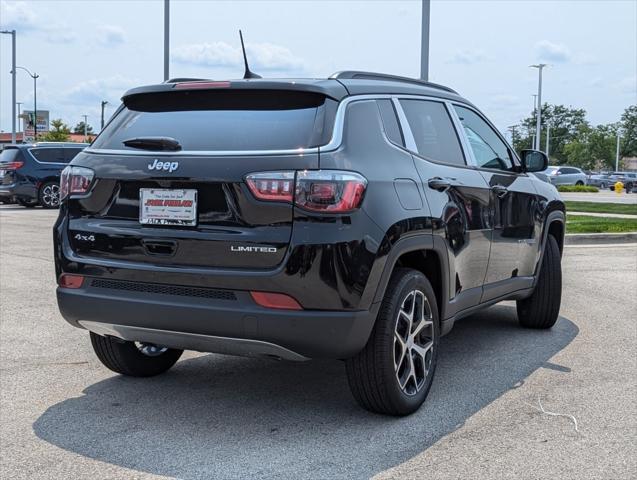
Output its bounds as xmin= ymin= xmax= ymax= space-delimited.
xmin=246 ymin=171 xmax=295 ymax=202
xmin=245 ymin=170 xmax=367 ymax=213
xmin=1 ymin=161 xmax=24 ymax=170
xmin=295 ymin=170 xmax=367 ymax=212
xmin=60 ymin=166 xmax=95 ymax=201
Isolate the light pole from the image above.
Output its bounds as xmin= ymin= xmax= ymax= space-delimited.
xmin=530 ymin=64 xmax=547 ymax=150
xmin=615 ymin=130 xmax=621 ymax=171
xmin=15 ymin=66 xmax=39 ymax=141
xmin=164 ymin=0 xmax=170 ymax=80
xmin=82 ymin=114 xmax=88 ymax=138
xmin=1 ymin=29 xmax=17 ymax=144
xmin=545 ymin=123 xmax=551 ymax=156
xmin=100 ymin=100 xmax=108 ymax=130
xmin=420 ymin=0 xmax=431 ymax=81
xmin=532 ymin=94 xmax=538 ymax=113
xmin=16 ymin=101 xmax=23 ymax=136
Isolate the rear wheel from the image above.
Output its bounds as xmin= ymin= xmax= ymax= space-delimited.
xmin=90 ymin=332 xmax=183 ymax=377
xmin=575 ymin=180 xmax=584 ymax=186
xmin=517 ymin=234 xmax=562 ymax=329
xmin=38 ymin=181 xmax=60 ymax=208
xmin=346 ymin=268 xmax=439 ymax=416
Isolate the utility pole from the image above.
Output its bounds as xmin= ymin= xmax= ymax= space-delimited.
xmin=545 ymin=124 xmax=551 ymax=156
xmin=508 ymin=125 xmax=518 ymax=145
xmin=1 ymin=30 xmax=17 ymax=144
xmin=16 ymin=67 xmax=40 ymax=141
xmin=532 ymin=94 xmax=538 ymax=113
xmin=164 ymin=0 xmax=170 ymax=81
xmin=420 ymin=0 xmax=431 ymax=81
xmin=100 ymin=100 xmax=108 ymax=130
xmin=82 ymin=114 xmax=88 ymax=138
xmin=530 ymin=64 xmax=547 ymax=150
xmin=615 ymin=130 xmax=621 ymax=171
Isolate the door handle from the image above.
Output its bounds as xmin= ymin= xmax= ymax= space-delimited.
xmin=428 ymin=177 xmax=452 ymax=192
xmin=491 ymin=185 xmax=509 ymax=198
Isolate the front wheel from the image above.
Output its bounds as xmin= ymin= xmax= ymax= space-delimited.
xmin=517 ymin=234 xmax=562 ymax=329
xmin=90 ymin=332 xmax=183 ymax=377
xmin=346 ymin=268 xmax=439 ymax=416
xmin=575 ymin=180 xmax=584 ymax=186
xmin=17 ymin=198 xmax=38 ymax=208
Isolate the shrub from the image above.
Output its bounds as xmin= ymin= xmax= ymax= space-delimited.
xmin=557 ymin=185 xmax=599 ymax=193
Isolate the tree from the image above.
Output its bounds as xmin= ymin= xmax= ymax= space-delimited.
xmin=620 ymin=105 xmax=637 ymax=157
xmin=39 ymin=119 xmax=71 ymax=142
xmin=563 ymin=123 xmax=618 ymax=171
xmin=73 ymin=121 xmax=94 ymax=135
xmin=513 ymin=104 xmax=589 ymax=164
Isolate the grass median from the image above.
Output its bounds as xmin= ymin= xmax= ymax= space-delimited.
xmin=565 ymin=201 xmax=637 ymax=215
xmin=566 ymin=214 xmax=637 ymax=234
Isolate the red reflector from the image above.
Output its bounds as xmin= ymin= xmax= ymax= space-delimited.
xmin=175 ymin=81 xmax=231 ymax=89
xmin=58 ymin=274 xmax=84 ymax=289
xmin=250 ymin=291 xmax=302 ymax=310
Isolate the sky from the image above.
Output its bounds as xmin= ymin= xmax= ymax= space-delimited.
xmin=0 ymin=0 xmax=635 ymax=137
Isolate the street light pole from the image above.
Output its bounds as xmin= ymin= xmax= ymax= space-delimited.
xmin=16 ymin=102 xmax=23 ymax=136
xmin=545 ymin=123 xmax=551 ymax=156
xmin=164 ymin=0 xmax=170 ymax=81
xmin=82 ymin=114 xmax=88 ymax=138
xmin=100 ymin=100 xmax=108 ymax=130
xmin=1 ymin=29 xmax=17 ymax=144
xmin=615 ymin=130 xmax=621 ymax=171
xmin=530 ymin=64 xmax=547 ymax=151
xmin=420 ymin=0 xmax=431 ymax=81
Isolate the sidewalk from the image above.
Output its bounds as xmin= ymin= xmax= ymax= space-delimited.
xmin=568 ymin=211 xmax=637 ymax=219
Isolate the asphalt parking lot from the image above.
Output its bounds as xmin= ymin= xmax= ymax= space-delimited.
xmin=1 ymin=205 xmax=635 ymax=480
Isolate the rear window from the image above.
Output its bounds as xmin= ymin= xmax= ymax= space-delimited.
xmin=30 ymin=148 xmax=66 ymax=163
xmin=0 ymin=148 xmax=24 ymax=163
xmin=92 ymin=89 xmax=328 ymax=152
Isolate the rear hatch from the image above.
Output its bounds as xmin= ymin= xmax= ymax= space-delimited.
xmin=0 ymin=147 xmax=26 ymax=186
xmin=66 ymin=85 xmax=337 ymax=269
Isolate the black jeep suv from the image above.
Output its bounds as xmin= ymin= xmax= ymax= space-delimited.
xmin=0 ymin=142 xmax=89 ymax=208
xmin=54 ymin=72 xmax=564 ymax=415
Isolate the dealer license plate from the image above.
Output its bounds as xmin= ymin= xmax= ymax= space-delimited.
xmin=139 ymin=188 xmax=197 ymax=226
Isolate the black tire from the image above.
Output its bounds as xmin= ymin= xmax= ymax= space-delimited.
xmin=601 ymin=182 xmax=607 ymax=189
xmin=575 ymin=180 xmax=584 ymax=186
xmin=17 ymin=198 xmax=37 ymax=208
xmin=346 ymin=268 xmax=439 ymax=416
xmin=90 ymin=332 xmax=183 ymax=377
xmin=517 ymin=234 xmax=562 ymax=329
xmin=38 ymin=181 xmax=61 ymax=208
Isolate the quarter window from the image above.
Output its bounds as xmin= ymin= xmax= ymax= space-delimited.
xmin=454 ymin=106 xmax=514 ymax=171
xmin=30 ymin=148 xmax=65 ymax=163
xmin=399 ymin=99 xmax=465 ymax=166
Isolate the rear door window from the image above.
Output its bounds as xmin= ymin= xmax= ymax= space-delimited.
xmin=64 ymin=147 xmax=85 ymax=162
xmin=92 ymin=90 xmax=327 ymax=152
xmin=30 ymin=148 xmax=65 ymax=163
xmin=399 ymin=99 xmax=466 ymax=166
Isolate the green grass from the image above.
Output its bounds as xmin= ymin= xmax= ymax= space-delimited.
xmin=565 ymin=201 xmax=637 ymax=215
xmin=566 ymin=214 xmax=637 ymax=234
xmin=557 ymin=185 xmax=599 ymax=193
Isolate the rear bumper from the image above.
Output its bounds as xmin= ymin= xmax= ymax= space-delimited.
xmin=57 ymin=280 xmax=377 ymax=360
xmin=0 ymin=182 xmax=37 ymax=200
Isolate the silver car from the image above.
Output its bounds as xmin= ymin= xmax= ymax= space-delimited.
xmin=543 ymin=166 xmax=587 ymax=186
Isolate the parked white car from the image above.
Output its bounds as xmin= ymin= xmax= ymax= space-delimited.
xmin=542 ymin=166 xmax=587 ymax=186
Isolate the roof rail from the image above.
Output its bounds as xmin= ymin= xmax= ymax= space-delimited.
xmin=329 ymin=71 xmax=457 ymax=94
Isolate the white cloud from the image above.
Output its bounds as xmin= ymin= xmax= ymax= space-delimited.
xmin=96 ymin=25 xmax=126 ymax=46
xmin=172 ymin=41 xmax=305 ymax=73
xmin=447 ymin=49 xmax=490 ymax=65
xmin=535 ymin=40 xmax=571 ymax=63
xmin=0 ymin=0 xmax=38 ymax=30
xmin=65 ymin=75 xmax=139 ymax=105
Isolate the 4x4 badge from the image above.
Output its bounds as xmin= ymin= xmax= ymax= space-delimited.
xmin=148 ymin=159 xmax=179 ymax=173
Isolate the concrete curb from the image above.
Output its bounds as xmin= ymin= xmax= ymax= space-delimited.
xmin=565 ymin=232 xmax=637 ymax=245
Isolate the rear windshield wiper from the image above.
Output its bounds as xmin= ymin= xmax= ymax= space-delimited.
xmin=123 ymin=136 xmax=182 ymax=152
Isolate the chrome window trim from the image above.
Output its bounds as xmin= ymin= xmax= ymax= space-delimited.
xmin=84 ymin=93 xmax=471 ymax=157
xmin=445 ymin=101 xmax=478 ymax=167
xmin=391 ymin=98 xmax=418 ymax=151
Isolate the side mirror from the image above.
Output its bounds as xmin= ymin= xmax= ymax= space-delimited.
xmin=520 ymin=149 xmax=548 ymax=173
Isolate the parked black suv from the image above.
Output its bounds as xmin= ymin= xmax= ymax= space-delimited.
xmin=0 ymin=142 xmax=88 ymax=207
xmin=54 ymin=73 xmax=565 ymax=415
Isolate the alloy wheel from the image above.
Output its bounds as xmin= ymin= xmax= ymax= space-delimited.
xmin=393 ymin=289 xmax=434 ymax=396
xmin=42 ymin=184 xmax=60 ymax=207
